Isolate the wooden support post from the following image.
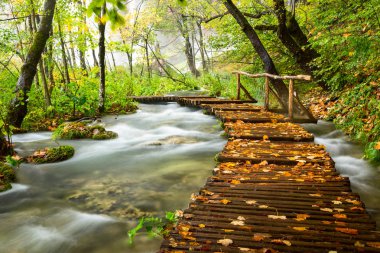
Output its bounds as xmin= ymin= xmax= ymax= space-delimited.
xmin=264 ymin=77 xmax=270 ymax=110
xmin=236 ymin=73 xmax=241 ymax=100
xmin=288 ymin=79 xmax=294 ymax=121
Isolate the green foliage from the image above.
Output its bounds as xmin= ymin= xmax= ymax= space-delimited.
xmin=127 ymin=211 xmax=178 ymax=244
xmin=28 ymin=146 xmax=75 ymax=164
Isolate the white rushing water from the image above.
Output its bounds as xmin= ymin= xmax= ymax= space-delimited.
xmin=303 ymin=120 xmax=380 ymax=225
xmin=0 ymin=103 xmax=226 ymax=253
xmin=2 ymin=107 xmax=380 ymax=253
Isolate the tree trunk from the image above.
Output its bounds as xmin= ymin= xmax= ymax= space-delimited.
xmin=273 ymin=0 xmax=327 ymax=90
xmin=197 ymin=21 xmax=208 ymax=72
xmin=223 ymin=0 xmax=288 ymax=103
xmin=7 ymin=0 xmax=57 ymax=127
xmin=78 ymin=0 xmax=87 ymax=74
xmin=98 ymin=4 xmax=106 ymax=113
xmin=0 ymin=135 xmax=12 ymax=156
xmin=92 ymin=49 xmax=99 ymax=67
xmin=144 ymin=38 xmax=151 ymax=78
xmin=57 ymin=17 xmax=70 ymax=84
xmin=39 ymin=60 xmax=51 ymax=107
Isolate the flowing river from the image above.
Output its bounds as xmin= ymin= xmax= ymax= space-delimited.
xmin=0 ymin=104 xmax=379 ymax=253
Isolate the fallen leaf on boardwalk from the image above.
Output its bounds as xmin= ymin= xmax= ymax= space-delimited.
xmin=202 ymin=190 xmax=214 ymax=196
xmin=295 ymin=178 xmax=305 ymax=182
xmin=322 ymin=221 xmax=332 ymax=224
xmin=271 ymin=239 xmax=291 ymax=246
xmin=245 ymin=200 xmax=257 ymax=205
xmin=328 ymin=251 xmax=337 ymax=253
xmin=295 ymin=214 xmax=310 ymax=221
xmin=198 ymin=224 xmax=206 ymax=228
xmin=184 ymin=214 xmax=193 ymax=219
xmin=217 ymin=238 xmax=233 ymax=246
xmin=231 ymin=179 xmax=241 ymax=185
xmin=332 ymin=200 xmax=342 ymax=205
xmin=175 ymin=210 xmax=184 ymax=218
xmin=345 ymin=199 xmax=361 ymax=205
xmin=263 ymin=135 xmax=269 ymax=141
xmin=292 ymin=227 xmax=308 ymax=231
xmin=367 ymin=242 xmax=380 ymax=248
xmin=222 ymin=170 xmax=233 ymax=174
xmin=223 ymin=229 xmax=234 ymax=233
xmin=252 ymin=233 xmax=271 ymax=241
xmin=333 ymin=214 xmax=347 ymax=219
xmin=309 ymin=193 xmax=322 ymax=197
xmin=355 ymin=241 xmax=365 ymax=247
xmin=259 ymin=160 xmax=268 ymax=166
xmin=231 ymin=220 xmax=245 ymax=226
xmin=239 ymin=248 xmax=251 ymax=252
xmin=350 ymin=206 xmax=364 ymax=211
xmin=245 ymin=160 xmax=251 ymax=165
xmin=268 ymin=215 xmax=286 ymax=220
xmin=259 ymin=205 xmax=269 ymax=209
xmin=335 ymin=221 xmax=346 ymax=226
xmin=334 ymin=208 xmax=344 ymax=212
xmin=237 ymin=216 xmax=246 ymax=221
xmin=320 ymin=208 xmax=333 ymax=212
xmin=220 ymin=199 xmax=231 ymax=205
xmin=335 ymin=227 xmax=358 ymax=235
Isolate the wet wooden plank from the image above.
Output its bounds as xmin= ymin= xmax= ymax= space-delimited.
xmin=201 ymin=103 xmax=263 ymax=114
xmin=157 ymin=98 xmax=380 ymax=253
xmin=224 ymin=121 xmax=314 ymax=142
xmin=215 ymin=110 xmax=287 ymax=123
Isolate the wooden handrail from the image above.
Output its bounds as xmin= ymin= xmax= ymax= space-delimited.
xmin=232 ymin=71 xmax=312 ymax=81
xmin=233 ymin=71 xmax=315 ymax=122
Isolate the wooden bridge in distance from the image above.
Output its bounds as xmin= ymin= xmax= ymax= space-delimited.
xmin=130 ymin=74 xmax=380 ymax=252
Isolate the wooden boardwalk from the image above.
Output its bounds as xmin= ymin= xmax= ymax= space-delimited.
xmin=131 ymin=96 xmax=380 ymax=252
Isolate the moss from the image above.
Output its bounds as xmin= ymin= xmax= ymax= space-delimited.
xmin=92 ymin=131 xmax=118 ymax=140
xmin=0 ymin=163 xmax=16 ymax=192
xmin=53 ymin=122 xmax=118 ymax=140
xmin=28 ymin=146 xmax=75 ymax=164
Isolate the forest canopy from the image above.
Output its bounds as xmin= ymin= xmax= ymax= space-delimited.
xmin=0 ymin=0 xmax=379 ymax=160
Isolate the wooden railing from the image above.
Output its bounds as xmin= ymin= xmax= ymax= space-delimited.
xmin=233 ymin=71 xmax=316 ymax=122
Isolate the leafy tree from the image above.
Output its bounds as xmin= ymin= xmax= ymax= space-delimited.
xmin=7 ymin=0 xmax=57 ymax=127
xmin=87 ymin=0 xmax=126 ymax=113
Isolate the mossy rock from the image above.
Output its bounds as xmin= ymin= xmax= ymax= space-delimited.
xmin=92 ymin=131 xmax=118 ymax=140
xmin=53 ymin=122 xmax=91 ymax=140
xmin=0 ymin=163 xmax=16 ymax=192
xmin=28 ymin=146 xmax=75 ymax=164
xmin=53 ymin=122 xmax=118 ymax=140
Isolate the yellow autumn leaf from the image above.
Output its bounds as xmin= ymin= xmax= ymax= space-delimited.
xmin=230 ymin=179 xmax=241 ymax=185
xmin=295 ymin=213 xmax=310 ymax=221
xmin=198 ymin=224 xmax=206 ymax=228
xmin=333 ymin=214 xmax=347 ymax=219
xmin=292 ymin=226 xmax=308 ymax=231
xmin=220 ymin=199 xmax=231 ymax=205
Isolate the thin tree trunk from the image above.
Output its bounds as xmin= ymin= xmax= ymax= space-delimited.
xmin=78 ymin=0 xmax=87 ymax=74
xmin=7 ymin=0 xmax=57 ymax=127
xmin=197 ymin=21 xmax=208 ymax=72
xmin=111 ymin=51 xmax=117 ymax=70
xmin=98 ymin=4 xmax=106 ymax=113
xmin=223 ymin=0 xmax=288 ymax=104
xmin=92 ymin=49 xmax=99 ymax=67
xmin=57 ymin=17 xmax=70 ymax=84
xmin=144 ymin=38 xmax=151 ymax=78
xmin=39 ymin=60 xmax=51 ymax=106
xmin=181 ymin=15 xmax=200 ymax=77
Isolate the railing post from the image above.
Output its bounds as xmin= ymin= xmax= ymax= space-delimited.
xmin=236 ymin=73 xmax=241 ymax=100
xmin=288 ymin=79 xmax=294 ymax=121
xmin=264 ymin=76 xmax=270 ymax=110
